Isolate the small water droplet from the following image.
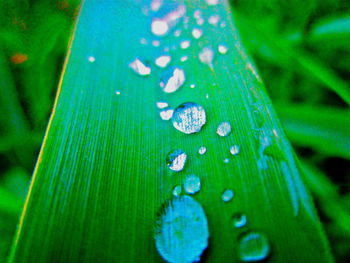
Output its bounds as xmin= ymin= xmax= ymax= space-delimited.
xmin=198 ymin=146 xmax=207 ymax=155
xmin=217 ymin=122 xmax=231 ymax=137
xmin=152 ymin=40 xmax=161 ymax=47
xmin=155 ymin=196 xmax=209 ymax=263
xmin=172 ymin=102 xmax=206 ymax=134
xmin=115 ymin=90 xmax=121 ymax=95
xmin=180 ymin=56 xmax=188 ymax=62
xmin=232 ymin=213 xmax=247 ymax=228
xmin=140 ymin=38 xmax=148 ymax=45
xmin=174 ymin=29 xmax=181 ymax=37
xmin=199 ymin=47 xmax=214 ymax=68
xmin=150 ymin=0 xmax=163 ymax=12
xmin=156 ymin=102 xmax=169 ymax=109
xmin=222 ymin=189 xmax=234 ymax=202
xmin=160 ymin=67 xmax=185 ymax=93
xmin=206 ymin=0 xmax=219 ymax=5
xmin=180 ymin=40 xmax=191 ymax=49
xmin=155 ymin=55 xmax=171 ymax=68
xmin=190 ymin=84 xmax=196 ymax=89
xmin=129 ymin=58 xmax=151 ymax=76
xmin=208 ymin=15 xmax=220 ymax=26
xmin=172 ymin=185 xmax=182 ymax=196
xmin=230 ymin=145 xmax=240 ymax=155
xmin=166 ymin=149 xmax=187 ymax=172
xmin=220 ymin=21 xmax=227 ymax=28
xmin=151 ymin=19 xmax=169 ymax=36
xmin=160 ymin=108 xmax=174 ymax=121
xmin=218 ymin=44 xmax=228 ymax=54
xmin=192 ymin=28 xmax=203 ymax=39
xmin=238 ymin=232 xmax=270 ymax=262
xmin=88 ymin=56 xmax=95 ymax=63
xmin=205 ymin=93 xmax=209 ymax=99
xmin=223 ymin=158 xmax=230 ymax=164
xmin=184 ymin=174 xmax=201 ymax=194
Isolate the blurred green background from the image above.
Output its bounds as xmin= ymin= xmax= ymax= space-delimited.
xmin=0 ymin=0 xmax=349 ymax=262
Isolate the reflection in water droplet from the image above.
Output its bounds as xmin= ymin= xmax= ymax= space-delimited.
xmin=218 ymin=44 xmax=228 ymax=54
xmin=217 ymin=122 xmax=232 ymax=137
xmin=184 ymin=174 xmax=201 ymax=194
xmin=155 ymin=55 xmax=171 ymax=68
xmin=238 ymin=232 xmax=270 ymax=262
xmin=160 ymin=108 xmax=174 ymax=121
xmin=155 ymin=196 xmax=209 ymax=263
xmin=160 ymin=67 xmax=186 ymax=93
xmin=156 ymin=102 xmax=169 ymax=109
xmin=198 ymin=146 xmax=207 ymax=155
xmin=199 ymin=47 xmax=214 ymax=68
xmin=180 ymin=40 xmax=191 ymax=49
xmin=151 ymin=19 xmax=169 ymax=36
xmin=172 ymin=102 xmax=206 ymax=134
xmin=166 ymin=149 xmax=187 ymax=172
xmin=172 ymin=185 xmax=182 ymax=196
xmin=192 ymin=28 xmax=203 ymax=39
xmin=129 ymin=58 xmax=151 ymax=76
xmin=230 ymin=145 xmax=240 ymax=155
xmin=222 ymin=189 xmax=234 ymax=202
xmin=232 ymin=213 xmax=247 ymax=228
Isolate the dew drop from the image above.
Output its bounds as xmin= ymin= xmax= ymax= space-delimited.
xmin=230 ymin=145 xmax=240 ymax=155
xmin=208 ymin=15 xmax=220 ymax=26
xmin=198 ymin=146 xmax=207 ymax=155
xmin=174 ymin=29 xmax=181 ymax=37
xmin=206 ymin=0 xmax=219 ymax=5
xmin=222 ymin=189 xmax=234 ymax=202
xmin=155 ymin=55 xmax=171 ymax=68
xmin=199 ymin=47 xmax=214 ymax=68
xmin=232 ymin=213 xmax=247 ymax=228
xmin=160 ymin=67 xmax=186 ymax=93
xmin=190 ymin=84 xmax=195 ymax=89
xmin=88 ymin=56 xmax=95 ymax=63
xmin=172 ymin=102 xmax=206 ymax=134
xmin=180 ymin=40 xmax=191 ymax=49
xmin=218 ymin=44 xmax=228 ymax=54
xmin=151 ymin=19 xmax=169 ymax=36
xmin=156 ymin=102 xmax=169 ymax=109
xmin=115 ymin=90 xmax=121 ymax=95
xmin=184 ymin=174 xmax=201 ymax=194
xmin=217 ymin=122 xmax=232 ymax=137
xmin=223 ymin=158 xmax=230 ymax=164
xmin=155 ymin=196 xmax=209 ymax=263
xmin=152 ymin=40 xmax=161 ymax=47
xmin=172 ymin=185 xmax=182 ymax=196
xmin=150 ymin=0 xmax=163 ymax=12
xmin=192 ymin=28 xmax=203 ymax=39
xmin=180 ymin=56 xmax=188 ymax=62
xmin=129 ymin=58 xmax=151 ymax=76
xmin=140 ymin=38 xmax=148 ymax=45
xmin=160 ymin=108 xmax=174 ymax=121
xmin=238 ymin=232 xmax=270 ymax=262
xmin=166 ymin=149 xmax=187 ymax=172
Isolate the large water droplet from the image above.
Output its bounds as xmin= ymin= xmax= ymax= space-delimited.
xmin=166 ymin=149 xmax=187 ymax=172
xmin=230 ymin=145 xmax=240 ymax=155
xmin=217 ymin=122 xmax=231 ymax=137
xmin=172 ymin=102 xmax=206 ymax=134
xmin=160 ymin=67 xmax=186 ymax=93
xmin=129 ymin=58 xmax=151 ymax=76
xmin=198 ymin=146 xmax=207 ymax=155
xmin=155 ymin=196 xmax=209 ymax=263
xmin=151 ymin=19 xmax=169 ymax=36
xmin=222 ymin=189 xmax=234 ymax=202
xmin=232 ymin=213 xmax=247 ymax=228
xmin=184 ymin=174 xmax=201 ymax=194
xmin=238 ymin=232 xmax=270 ymax=262
xmin=172 ymin=185 xmax=182 ymax=196
xmin=160 ymin=108 xmax=174 ymax=121
xmin=199 ymin=47 xmax=214 ymax=68
xmin=155 ymin=55 xmax=171 ymax=68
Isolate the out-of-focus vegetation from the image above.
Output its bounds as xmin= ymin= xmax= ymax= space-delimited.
xmin=0 ymin=0 xmax=349 ymax=262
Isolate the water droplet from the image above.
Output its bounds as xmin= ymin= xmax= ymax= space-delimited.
xmin=230 ymin=145 xmax=240 ymax=155
xmin=205 ymin=93 xmax=209 ymax=99
xmin=166 ymin=149 xmax=187 ymax=172
xmin=206 ymin=0 xmax=219 ymax=5
xmin=152 ymin=40 xmax=161 ymax=47
xmin=172 ymin=102 xmax=206 ymax=134
xmin=180 ymin=56 xmax=188 ymax=62
xmin=218 ymin=44 xmax=228 ymax=54
xmin=155 ymin=55 xmax=171 ymax=68
xmin=222 ymin=189 xmax=234 ymax=202
xmin=180 ymin=40 xmax=191 ymax=49
xmin=220 ymin=21 xmax=227 ymax=28
xmin=174 ymin=29 xmax=181 ymax=37
xmin=160 ymin=108 xmax=174 ymax=121
xmin=232 ymin=213 xmax=247 ymax=228
xmin=88 ymin=56 xmax=95 ymax=63
xmin=129 ymin=58 xmax=151 ymax=76
xmin=172 ymin=185 xmax=182 ymax=196
xmin=238 ymin=232 xmax=270 ymax=262
xmin=155 ymin=196 xmax=209 ymax=263
xmin=140 ymin=38 xmax=148 ymax=45
xmin=184 ymin=174 xmax=201 ymax=194
xmin=160 ymin=67 xmax=186 ymax=93
xmin=217 ymin=122 xmax=231 ymax=137
xmin=190 ymin=84 xmax=195 ymax=89
xmin=115 ymin=90 xmax=121 ymax=95
xmin=156 ymin=102 xmax=169 ymax=109
xmin=223 ymin=158 xmax=230 ymax=164
xmin=192 ymin=28 xmax=203 ymax=39
xmin=151 ymin=19 xmax=169 ymax=36
xmin=208 ymin=15 xmax=220 ymax=26
xmin=199 ymin=47 xmax=214 ymax=68
xmin=198 ymin=146 xmax=207 ymax=155
xmin=197 ymin=18 xmax=204 ymax=25
xmin=150 ymin=0 xmax=163 ymax=12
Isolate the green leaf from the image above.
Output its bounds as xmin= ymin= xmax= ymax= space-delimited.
xmin=9 ymin=1 xmax=333 ymax=262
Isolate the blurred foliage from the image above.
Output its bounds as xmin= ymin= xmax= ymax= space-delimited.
xmin=0 ymin=0 xmax=349 ymax=262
